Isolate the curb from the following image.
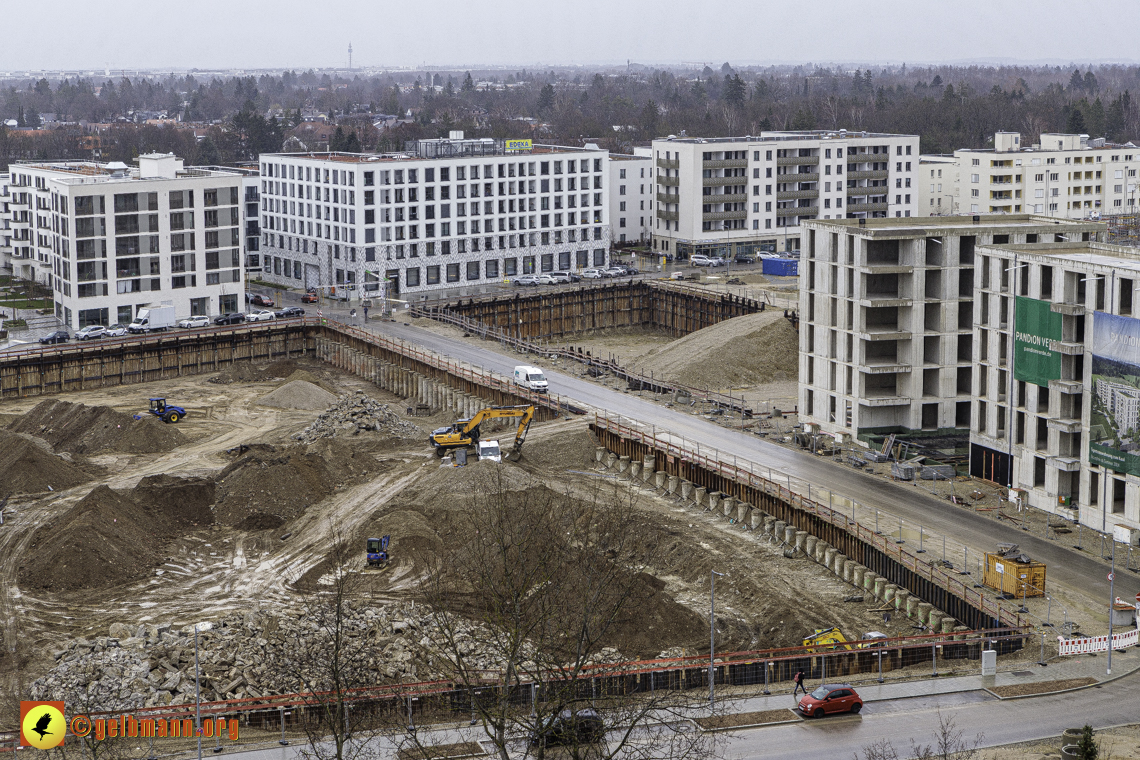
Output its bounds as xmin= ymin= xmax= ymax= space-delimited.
xmin=985 ymin=658 xmax=1140 ymax=700
xmin=692 ymin=715 xmax=804 ymax=733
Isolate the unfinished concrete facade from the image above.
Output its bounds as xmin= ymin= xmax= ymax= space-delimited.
xmin=798 ymin=215 xmax=1105 ymax=444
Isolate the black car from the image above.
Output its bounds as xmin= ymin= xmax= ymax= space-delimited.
xmin=213 ymin=312 xmax=246 ymax=326
xmin=531 ymin=709 xmax=604 ymax=747
xmin=734 ymin=254 xmax=756 ymax=264
xmin=39 ymin=330 xmax=70 ymax=345
xmin=275 ymin=306 xmax=305 ymax=318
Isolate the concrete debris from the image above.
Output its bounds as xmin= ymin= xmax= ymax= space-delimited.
xmin=294 ymin=391 xmax=422 ymax=443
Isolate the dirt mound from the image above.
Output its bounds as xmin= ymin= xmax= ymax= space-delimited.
xmin=209 ymin=358 xmax=307 ymax=385
xmin=234 ymin=512 xmax=285 ymax=531
xmin=516 ymin=423 xmax=600 ymax=474
xmin=131 ymin=474 xmax=215 ymax=526
xmin=258 ymin=380 xmax=337 ymax=411
xmin=295 ymin=390 xmax=423 ymax=443
xmin=213 ymin=440 xmax=387 ymax=527
xmin=637 ymin=311 xmax=799 ymax=390
xmin=0 ymin=429 xmax=94 ymax=496
xmin=8 ymin=399 xmax=185 ymax=456
xmin=17 ymin=485 xmax=169 ymax=591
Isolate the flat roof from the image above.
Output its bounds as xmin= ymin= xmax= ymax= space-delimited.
xmin=15 ymin=160 xmax=240 ymax=185
xmin=655 ymin=130 xmax=917 ymax=144
xmin=261 ymin=144 xmax=603 ymax=164
xmin=610 ymin=153 xmax=651 ymax=161
xmin=804 ymin=214 xmax=1104 ymax=237
xmin=979 ymin=241 xmax=1140 ymax=269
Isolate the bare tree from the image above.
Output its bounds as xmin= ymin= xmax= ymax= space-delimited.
xmin=854 ymin=711 xmax=982 ymax=760
xmin=409 ymin=471 xmax=719 ymax=760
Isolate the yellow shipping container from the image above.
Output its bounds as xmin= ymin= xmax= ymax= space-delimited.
xmin=983 ymin=553 xmax=1046 ymax=598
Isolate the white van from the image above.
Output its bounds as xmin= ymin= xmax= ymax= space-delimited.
xmin=514 ymin=365 xmax=549 ymax=393
xmin=477 ymin=440 xmax=502 ymax=463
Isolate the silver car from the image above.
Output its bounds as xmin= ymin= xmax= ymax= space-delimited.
xmin=245 ymin=310 xmax=276 ymax=322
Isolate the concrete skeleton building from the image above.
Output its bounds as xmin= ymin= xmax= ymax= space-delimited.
xmin=968 ymin=238 xmax=1140 ymax=532
xmin=650 ymin=130 xmax=920 ymax=260
xmin=609 ymin=148 xmax=652 ymax=244
xmin=797 ymin=215 xmax=1103 ymax=445
xmin=6 ymin=155 xmax=245 ymax=329
xmin=256 ymin=133 xmax=610 ymax=297
xmin=919 ymin=131 xmax=1140 ymax=218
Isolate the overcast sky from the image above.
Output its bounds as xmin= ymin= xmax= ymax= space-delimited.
xmin=4 ymin=0 xmax=1138 ymax=73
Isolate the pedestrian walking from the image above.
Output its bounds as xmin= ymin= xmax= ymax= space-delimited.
xmin=792 ymin=670 xmax=806 ymax=697
xmin=363 ymin=306 xmax=369 ymax=321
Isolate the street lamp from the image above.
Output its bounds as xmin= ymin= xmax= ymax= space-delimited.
xmin=709 ymin=570 xmax=725 ymax=710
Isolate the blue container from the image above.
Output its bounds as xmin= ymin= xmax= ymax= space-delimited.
xmin=762 ymin=258 xmax=799 ymax=277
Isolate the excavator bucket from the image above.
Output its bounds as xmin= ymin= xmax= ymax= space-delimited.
xmin=505 ymin=447 xmax=523 ymax=462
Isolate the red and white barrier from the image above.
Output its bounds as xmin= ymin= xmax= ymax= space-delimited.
xmin=1059 ymin=627 xmax=1139 ymax=655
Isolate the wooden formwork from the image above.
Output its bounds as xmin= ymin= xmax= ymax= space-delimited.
xmin=435 ymin=281 xmax=764 ymax=339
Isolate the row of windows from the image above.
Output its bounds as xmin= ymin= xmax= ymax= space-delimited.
xmin=261 ymin=157 xmax=605 ymax=188
xmin=262 ymin=176 xmax=604 ymax=204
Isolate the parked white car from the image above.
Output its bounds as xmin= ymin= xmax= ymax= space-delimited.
xmin=690 ymin=255 xmax=714 ymax=266
xmin=581 ymin=268 xmax=605 ymax=279
xmin=178 ymin=315 xmax=212 ymax=328
xmin=245 ymin=310 xmax=276 ymax=322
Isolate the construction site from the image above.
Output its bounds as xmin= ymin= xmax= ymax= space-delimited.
xmin=0 ymin=278 xmax=1127 ymax=755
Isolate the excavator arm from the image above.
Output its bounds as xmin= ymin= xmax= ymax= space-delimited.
xmin=431 ymin=405 xmax=536 ymax=459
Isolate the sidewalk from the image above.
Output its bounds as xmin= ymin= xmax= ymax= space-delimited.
xmin=715 ymin=646 xmax=1140 ymax=716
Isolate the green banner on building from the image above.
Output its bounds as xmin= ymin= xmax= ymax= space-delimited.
xmin=1014 ymin=297 xmax=1062 ymax=387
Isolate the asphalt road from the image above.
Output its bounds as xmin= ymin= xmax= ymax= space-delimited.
xmin=372 ymin=317 xmax=1140 ymax=607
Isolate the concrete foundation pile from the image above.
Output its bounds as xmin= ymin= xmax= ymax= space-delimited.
xmin=294 ymin=390 xmax=422 ymax=443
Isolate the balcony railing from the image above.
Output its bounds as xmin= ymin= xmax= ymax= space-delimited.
xmin=846 ymin=170 xmax=888 ymax=181
xmin=657 ymin=209 xmax=679 ymax=222
xmin=702 ymin=210 xmax=747 ymax=221
xmin=656 ymin=192 xmax=678 ymax=205
xmin=658 ymin=175 xmax=680 ymax=187
xmin=657 ymin=158 xmax=679 ymax=170
xmin=702 ymin=159 xmax=747 ymax=169
xmin=702 ymin=177 xmax=739 ymax=187
xmin=847 ymin=202 xmax=889 ymax=213
xmin=703 ymin=193 xmax=747 ymax=205
xmin=777 ymin=172 xmax=820 ymax=184
xmin=777 ymin=189 xmax=820 ymax=201
xmin=776 ymin=155 xmax=817 ymax=166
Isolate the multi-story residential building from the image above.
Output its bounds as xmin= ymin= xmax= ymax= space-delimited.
xmin=650 ymin=130 xmax=920 ymax=260
xmin=609 ymin=149 xmax=652 ymax=244
xmin=797 ymin=215 xmax=1103 ymax=446
xmin=942 ymin=131 xmax=1140 ymax=218
xmin=0 ymin=171 xmax=13 ymax=277
xmin=198 ymin=165 xmax=262 ymax=274
xmin=256 ymin=133 xmax=610 ymax=297
xmin=7 ymin=154 xmax=245 ymax=329
xmin=5 ymin=168 xmax=36 ymax=282
xmin=917 ymin=156 xmax=958 ymax=216
xmin=969 ymin=238 xmax=1140 ymax=532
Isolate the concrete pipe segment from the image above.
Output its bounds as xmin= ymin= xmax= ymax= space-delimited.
xmin=940 ymin=617 xmax=958 ymax=634
xmin=783 ymin=526 xmax=797 ymax=545
xmin=654 ymin=470 xmax=668 ymax=489
xmin=773 ymin=520 xmax=787 ymax=539
xmin=894 ymin=589 xmax=909 ymax=611
xmin=851 ymin=566 xmax=866 ymax=588
xmin=708 ymin=492 xmax=720 ymax=511
xmin=750 ymin=510 xmax=764 ymax=530
xmin=842 ymin=561 xmax=855 ymax=584
xmin=863 ymin=572 xmax=878 ymax=592
xmin=680 ymin=480 xmax=694 ymax=500
xmin=823 ymin=547 xmax=838 ymax=568
xmin=883 ymin=585 xmax=897 ymax=604
xmin=604 ymin=451 xmax=619 ymax=469
xmin=738 ymin=503 xmax=749 ymax=523
xmin=666 ymin=474 xmax=680 ymax=494
xmin=722 ymin=496 xmax=736 ymax=517
xmin=916 ymin=602 xmax=934 ymax=624
xmin=694 ymin=487 xmax=707 ymax=506
xmin=618 ymin=455 xmax=630 ymax=473
xmin=629 ymin=461 xmax=641 ymax=479
xmin=906 ymin=596 xmax=921 ymax=618
xmin=642 ymin=458 xmax=655 ymax=482
xmin=815 ymin=541 xmax=831 ymax=562
xmin=794 ymin=531 xmax=808 ymax=552
xmin=872 ymin=577 xmax=887 ymax=600
xmin=927 ymin=612 xmax=943 ymax=631
xmin=595 ymin=447 xmax=607 ymax=463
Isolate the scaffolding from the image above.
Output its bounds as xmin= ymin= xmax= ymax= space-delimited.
xmin=1106 ymin=211 xmax=1140 ymax=247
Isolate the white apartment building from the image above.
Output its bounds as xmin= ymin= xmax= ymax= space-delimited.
xmin=0 ymin=171 xmax=15 ymax=278
xmin=198 ymin=165 xmax=262 ymax=273
xmin=943 ymin=131 xmax=1140 ymax=218
xmin=7 ymin=155 xmax=245 ymax=329
xmin=917 ymin=156 xmax=958 ymax=216
xmin=798 ymin=215 xmax=1103 ymax=446
xmin=650 ymin=130 xmax=920 ymax=260
xmin=968 ymin=238 xmax=1140 ymax=532
xmin=257 ymin=134 xmax=610 ymax=297
xmin=609 ymin=149 xmax=652 ymax=244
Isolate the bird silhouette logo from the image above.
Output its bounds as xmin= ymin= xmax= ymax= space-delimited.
xmin=20 ymin=702 xmax=65 ymax=749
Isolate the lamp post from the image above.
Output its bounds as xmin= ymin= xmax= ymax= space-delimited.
xmin=709 ymin=570 xmax=725 ymax=710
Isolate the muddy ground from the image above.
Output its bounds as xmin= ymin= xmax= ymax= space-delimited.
xmin=0 ymin=356 xmax=921 ymax=724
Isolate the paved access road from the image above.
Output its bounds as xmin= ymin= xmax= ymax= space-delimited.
xmin=372 ymin=318 xmax=1139 ymax=607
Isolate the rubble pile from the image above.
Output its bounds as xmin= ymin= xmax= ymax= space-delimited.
xmin=30 ymin=603 xmax=555 ymax=708
xmin=295 ymin=391 xmax=422 ymax=443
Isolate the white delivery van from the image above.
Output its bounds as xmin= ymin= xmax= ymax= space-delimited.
xmin=513 ymin=365 xmax=549 ymax=393
xmin=477 ymin=440 xmax=502 ymax=463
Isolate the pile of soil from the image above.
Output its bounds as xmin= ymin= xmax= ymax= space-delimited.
xmin=637 ymin=311 xmax=799 ymax=390
xmin=258 ymin=380 xmax=337 ymax=411
xmin=213 ymin=439 xmax=387 ymax=527
xmin=8 ymin=399 xmax=184 ymax=456
xmin=131 ymin=473 xmax=215 ymax=526
xmin=515 ymin=424 xmax=600 ymax=474
xmin=18 ymin=486 xmax=168 ymax=591
xmin=0 ymin=429 xmax=93 ymax=496
xmin=209 ymin=358 xmax=308 ymax=385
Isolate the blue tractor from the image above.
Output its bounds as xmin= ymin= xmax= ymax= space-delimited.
xmin=148 ymin=398 xmax=187 ymax=424
xmin=366 ymin=535 xmax=390 ymax=566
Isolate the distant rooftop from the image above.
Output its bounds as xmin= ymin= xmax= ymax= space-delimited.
xmin=15 ymin=157 xmax=241 ymax=185
xmin=655 ymin=130 xmax=917 ymax=144
xmin=263 ymin=138 xmax=604 ymax=165
xmin=805 ymin=214 xmax=1105 ymax=237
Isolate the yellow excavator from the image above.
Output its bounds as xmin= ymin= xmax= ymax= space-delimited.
xmin=802 ymin=627 xmax=853 ymax=652
xmin=429 ymin=404 xmax=535 ymax=461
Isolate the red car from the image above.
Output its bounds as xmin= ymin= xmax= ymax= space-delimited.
xmin=301 ymin=292 xmax=319 ymax=304
xmin=797 ymin=684 xmax=863 ymax=718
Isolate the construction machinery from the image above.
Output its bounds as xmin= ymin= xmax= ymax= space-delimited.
xmin=366 ymin=535 xmax=390 ymax=566
xmin=147 ymin=398 xmax=187 ymax=424
xmin=802 ymin=627 xmax=853 ymax=652
xmin=429 ymin=405 xmax=534 ymax=461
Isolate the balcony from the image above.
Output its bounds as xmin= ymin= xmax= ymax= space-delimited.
xmin=1050 ymin=302 xmax=1084 ymax=316
xmin=702 ymin=177 xmax=739 ymax=187
xmin=1047 ymin=417 xmax=1082 ymax=434
xmin=777 ymin=172 xmax=820 ymax=183
xmin=1050 ymin=340 xmax=1085 ymax=356
xmin=776 ymin=155 xmax=817 ymax=166
xmin=860 ymin=395 xmax=912 ymax=407
xmin=847 ymin=202 xmax=889 ymax=213
xmin=658 ymin=176 xmax=680 ymax=187
xmin=656 ymin=192 xmax=678 ymax=205
xmin=702 ymin=210 xmax=747 ymax=221
xmin=1049 ymin=456 xmax=1082 ymax=472
xmin=777 ymin=189 xmax=820 ymax=201
xmin=1048 ymin=379 xmax=1084 ymax=395
xmin=703 ymin=159 xmax=747 ymax=169
xmin=847 ymin=170 xmax=888 ymax=181
xmin=704 ymin=193 xmax=747 ymax=204
xmin=657 ymin=158 xmax=679 ymax=170
xmin=657 ymin=209 xmax=679 ymax=222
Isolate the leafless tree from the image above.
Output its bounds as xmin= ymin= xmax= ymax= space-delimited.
xmin=854 ymin=711 xmax=982 ymax=760
xmin=407 ymin=471 xmax=720 ymax=760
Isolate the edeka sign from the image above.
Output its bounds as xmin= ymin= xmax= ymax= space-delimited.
xmin=1014 ymin=297 xmax=1062 ymax=387
xmin=1089 ymin=311 xmax=1140 ymax=475
xmin=504 ymin=139 xmax=533 ymax=151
